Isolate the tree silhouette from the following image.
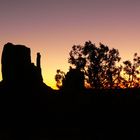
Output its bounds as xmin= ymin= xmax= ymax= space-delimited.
xmin=101 ymin=47 xmax=121 ymax=89
xmin=68 ymin=41 xmax=121 ymax=89
xmin=123 ymin=53 xmax=140 ymax=88
xmin=68 ymin=45 xmax=86 ymax=70
xmin=55 ymin=41 xmax=140 ymax=90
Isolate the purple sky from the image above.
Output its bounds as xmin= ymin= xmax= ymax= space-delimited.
xmin=0 ymin=0 xmax=140 ymax=88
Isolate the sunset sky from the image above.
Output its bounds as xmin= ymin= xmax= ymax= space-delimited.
xmin=0 ymin=0 xmax=140 ymax=89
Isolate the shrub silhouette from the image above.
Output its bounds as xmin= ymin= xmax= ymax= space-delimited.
xmin=55 ymin=69 xmax=65 ymax=89
xmin=63 ymin=67 xmax=85 ymax=91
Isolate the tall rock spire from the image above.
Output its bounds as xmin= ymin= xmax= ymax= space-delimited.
xmin=37 ymin=52 xmax=41 ymax=68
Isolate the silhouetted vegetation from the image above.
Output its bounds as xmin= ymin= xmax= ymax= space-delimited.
xmin=123 ymin=53 xmax=140 ymax=88
xmin=56 ymin=41 xmax=140 ymax=89
xmin=0 ymin=42 xmax=140 ymax=139
xmin=55 ymin=69 xmax=65 ymax=89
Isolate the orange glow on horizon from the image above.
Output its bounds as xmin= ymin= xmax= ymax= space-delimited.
xmin=0 ymin=0 xmax=140 ymax=89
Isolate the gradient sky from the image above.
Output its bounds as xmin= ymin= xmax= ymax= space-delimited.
xmin=0 ymin=0 xmax=140 ymax=89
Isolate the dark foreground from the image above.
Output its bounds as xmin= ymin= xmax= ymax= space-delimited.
xmin=1 ymin=42 xmax=139 ymax=139
xmin=0 ymin=86 xmax=140 ymax=140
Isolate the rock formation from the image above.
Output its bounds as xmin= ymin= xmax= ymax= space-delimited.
xmin=63 ymin=67 xmax=85 ymax=91
xmin=1 ymin=42 xmax=43 ymax=88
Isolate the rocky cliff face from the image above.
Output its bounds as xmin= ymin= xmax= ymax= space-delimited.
xmin=1 ymin=42 xmax=43 ymax=88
